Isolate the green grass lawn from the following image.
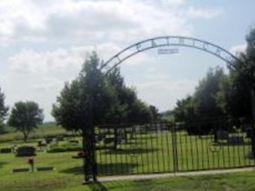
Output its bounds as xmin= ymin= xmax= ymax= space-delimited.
xmin=0 ymin=126 xmax=255 ymax=191
xmin=0 ymin=123 xmax=67 ymax=143
xmin=59 ymin=171 xmax=255 ymax=191
xmin=1 ymin=168 xmax=255 ymax=191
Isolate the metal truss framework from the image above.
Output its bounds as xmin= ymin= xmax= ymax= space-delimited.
xmin=101 ymin=36 xmax=240 ymax=73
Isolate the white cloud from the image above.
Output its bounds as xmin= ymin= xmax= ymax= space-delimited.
xmin=0 ymin=0 xmax=225 ymax=120
xmin=230 ymin=43 xmax=247 ymax=55
xmin=3 ymin=44 xmax=113 ymax=121
xmin=0 ymin=0 xmax=223 ymax=46
xmin=186 ymin=7 xmax=223 ymax=19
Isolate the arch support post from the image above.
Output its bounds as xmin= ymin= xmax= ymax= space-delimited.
xmin=82 ymin=124 xmax=97 ymax=184
xmin=250 ymin=87 xmax=255 ymax=159
xmin=83 ymin=90 xmax=98 ymax=184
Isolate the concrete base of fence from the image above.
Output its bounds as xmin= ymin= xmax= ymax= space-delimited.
xmin=98 ymin=167 xmax=255 ymax=182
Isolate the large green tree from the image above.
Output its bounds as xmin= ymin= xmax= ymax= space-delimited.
xmin=174 ymin=67 xmax=226 ymax=134
xmin=8 ymin=101 xmax=44 ymax=141
xmin=216 ymin=27 xmax=255 ymax=123
xmin=52 ymin=59 xmax=152 ymax=130
xmin=194 ymin=67 xmax=226 ymax=121
xmin=52 ymin=52 xmax=153 ymax=181
xmin=0 ymin=88 xmax=8 ymax=133
xmin=52 ymin=53 xmax=120 ymax=133
xmin=104 ymin=67 xmax=151 ymax=125
xmin=52 ymin=52 xmax=113 ymax=181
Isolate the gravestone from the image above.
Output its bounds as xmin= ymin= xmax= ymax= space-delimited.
xmin=0 ymin=148 xmax=12 ymax=153
xmin=45 ymin=137 xmax=53 ymax=144
xmin=69 ymin=140 xmax=79 ymax=144
xmin=12 ymin=168 xmax=30 ymax=173
xmin=36 ymin=166 xmax=54 ymax=171
xmin=38 ymin=140 xmax=47 ymax=147
xmin=16 ymin=146 xmax=36 ymax=157
xmin=216 ymin=130 xmax=229 ymax=140
xmin=228 ymin=136 xmax=244 ymax=145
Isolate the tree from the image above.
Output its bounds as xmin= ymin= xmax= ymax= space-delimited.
xmin=52 ymin=52 xmax=115 ymax=182
xmin=149 ymin=105 xmax=159 ymax=122
xmin=0 ymin=88 xmax=8 ymax=134
xmin=52 ymin=52 xmax=114 ymax=132
xmin=104 ymin=67 xmax=152 ymax=148
xmin=194 ymin=67 xmax=226 ymax=121
xmin=104 ymin=67 xmax=152 ymax=125
xmin=52 ymin=52 xmax=153 ymax=181
xmin=8 ymin=101 xmax=44 ymax=141
xmin=215 ymin=27 xmax=255 ymax=123
xmin=173 ymin=67 xmax=226 ymax=135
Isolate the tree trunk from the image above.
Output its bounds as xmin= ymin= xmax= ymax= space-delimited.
xmin=23 ymin=132 xmax=28 ymax=142
xmin=113 ymin=127 xmax=118 ymax=150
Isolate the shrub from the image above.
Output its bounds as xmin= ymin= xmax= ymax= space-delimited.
xmin=72 ymin=151 xmax=86 ymax=159
xmin=16 ymin=146 xmax=36 ymax=157
xmin=0 ymin=148 xmax=12 ymax=153
xmin=47 ymin=143 xmax=82 ymax=153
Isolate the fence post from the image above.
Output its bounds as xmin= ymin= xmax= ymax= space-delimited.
xmin=171 ymin=121 xmax=178 ymax=172
xmin=82 ymin=123 xmax=97 ymax=184
xmin=250 ymin=88 xmax=255 ymax=159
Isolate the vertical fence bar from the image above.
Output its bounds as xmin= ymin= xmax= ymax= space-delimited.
xmin=145 ymin=124 xmax=150 ymax=173
xmin=165 ymin=123 xmax=172 ymax=172
xmin=160 ymin=123 xmax=166 ymax=172
xmin=149 ymin=124 xmax=155 ymax=173
xmin=119 ymin=126 xmax=124 ymax=175
xmin=189 ymin=126 xmax=195 ymax=170
xmin=216 ymin=121 xmax=220 ymax=169
xmin=98 ymin=127 xmax=102 ymax=175
xmin=205 ymin=133 xmax=210 ymax=170
xmin=237 ymin=131 xmax=242 ymax=167
xmin=139 ymin=125 xmax=145 ymax=174
xmin=194 ymin=129 xmax=200 ymax=170
xmin=178 ymin=127 xmax=183 ymax=171
xmin=171 ymin=122 xmax=178 ymax=172
xmin=184 ymin=130 xmax=189 ymax=171
xmin=200 ymin=132 xmax=205 ymax=170
xmin=155 ymin=124 xmax=161 ymax=172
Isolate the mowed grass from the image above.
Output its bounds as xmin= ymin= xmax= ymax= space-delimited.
xmin=0 ymin=126 xmax=255 ymax=190
xmin=0 ymin=123 xmax=66 ymax=143
xmin=57 ymin=171 xmax=255 ymax=191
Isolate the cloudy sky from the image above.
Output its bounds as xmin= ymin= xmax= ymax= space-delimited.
xmin=0 ymin=0 xmax=254 ymax=121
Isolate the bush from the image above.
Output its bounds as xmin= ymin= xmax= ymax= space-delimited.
xmin=0 ymin=148 xmax=12 ymax=153
xmin=16 ymin=146 xmax=36 ymax=157
xmin=47 ymin=143 xmax=82 ymax=153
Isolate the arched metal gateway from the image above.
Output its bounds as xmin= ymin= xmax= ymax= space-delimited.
xmin=85 ymin=36 xmax=255 ymax=183
xmin=101 ymin=36 xmax=240 ymax=72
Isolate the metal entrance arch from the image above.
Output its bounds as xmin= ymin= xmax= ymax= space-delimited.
xmin=101 ymin=36 xmax=240 ymax=73
xmin=86 ymin=36 xmax=255 ymax=183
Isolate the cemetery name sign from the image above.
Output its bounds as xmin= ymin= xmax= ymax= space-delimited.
xmin=157 ymin=48 xmax=179 ymax=55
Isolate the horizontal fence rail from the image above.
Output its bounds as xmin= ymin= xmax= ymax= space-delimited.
xmin=94 ymin=120 xmax=255 ymax=176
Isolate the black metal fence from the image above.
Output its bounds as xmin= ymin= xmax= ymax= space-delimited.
xmin=95 ymin=121 xmax=255 ymax=176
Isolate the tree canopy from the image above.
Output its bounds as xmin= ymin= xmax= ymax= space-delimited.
xmin=0 ymin=88 xmax=8 ymax=133
xmin=52 ymin=52 xmax=153 ymax=134
xmin=8 ymin=101 xmax=44 ymax=141
xmin=172 ymin=27 xmax=255 ymax=134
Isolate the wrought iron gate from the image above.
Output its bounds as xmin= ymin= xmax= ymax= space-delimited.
xmin=94 ymin=121 xmax=255 ymax=176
